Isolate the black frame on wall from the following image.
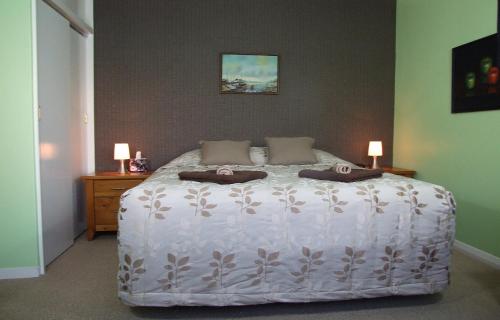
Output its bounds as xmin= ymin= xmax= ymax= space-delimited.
xmin=451 ymin=34 xmax=500 ymax=113
xmin=451 ymin=0 xmax=500 ymax=113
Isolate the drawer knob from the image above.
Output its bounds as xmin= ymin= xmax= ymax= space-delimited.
xmin=111 ymin=187 xmax=126 ymax=190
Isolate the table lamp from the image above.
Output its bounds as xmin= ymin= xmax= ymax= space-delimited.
xmin=114 ymin=143 xmax=130 ymax=174
xmin=368 ymin=141 xmax=383 ymax=169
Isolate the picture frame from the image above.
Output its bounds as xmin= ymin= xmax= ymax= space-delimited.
xmin=452 ymin=34 xmax=500 ymax=113
xmin=220 ymin=53 xmax=279 ymax=94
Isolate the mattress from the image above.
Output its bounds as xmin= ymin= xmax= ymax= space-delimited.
xmin=117 ymin=150 xmax=455 ymax=306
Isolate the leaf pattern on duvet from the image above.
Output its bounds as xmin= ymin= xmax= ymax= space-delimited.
xmin=314 ymin=185 xmax=348 ymax=214
xmin=290 ymin=247 xmax=324 ymax=285
xmin=434 ymin=187 xmax=455 ymax=213
xmin=247 ymin=248 xmax=281 ymax=286
xmin=356 ymin=184 xmax=388 ymax=214
xmin=272 ymin=185 xmax=305 ymax=214
xmin=118 ymin=253 xmax=145 ymax=293
xmin=334 ymin=246 xmax=365 ymax=289
xmin=229 ymin=185 xmax=261 ymax=215
xmin=158 ymin=253 xmax=191 ymax=290
xmin=396 ymin=184 xmax=427 ymax=215
xmin=202 ymin=251 xmax=236 ymax=289
xmin=434 ymin=188 xmax=455 ymax=247
xmin=374 ymin=246 xmax=404 ymax=286
xmin=411 ymin=245 xmax=439 ymax=282
xmin=184 ymin=186 xmax=217 ymax=217
xmin=271 ymin=185 xmax=306 ymax=241
xmin=396 ymin=184 xmax=427 ymax=245
xmin=137 ymin=186 xmax=170 ymax=219
xmin=118 ymin=193 xmax=129 ymax=220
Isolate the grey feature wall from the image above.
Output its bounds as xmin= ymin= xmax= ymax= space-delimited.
xmin=95 ymin=0 xmax=396 ymax=170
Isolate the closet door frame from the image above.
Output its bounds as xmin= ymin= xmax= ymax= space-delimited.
xmin=31 ymin=0 xmax=94 ymax=273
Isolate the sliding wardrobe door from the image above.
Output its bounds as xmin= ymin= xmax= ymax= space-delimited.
xmin=37 ymin=0 xmax=85 ymax=265
xmin=69 ymin=11 xmax=88 ymax=240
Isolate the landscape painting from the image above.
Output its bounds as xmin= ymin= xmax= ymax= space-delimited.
xmin=452 ymin=34 xmax=500 ymax=113
xmin=221 ymin=54 xmax=279 ymax=94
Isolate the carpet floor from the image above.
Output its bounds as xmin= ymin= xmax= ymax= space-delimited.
xmin=0 ymin=234 xmax=499 ymax=320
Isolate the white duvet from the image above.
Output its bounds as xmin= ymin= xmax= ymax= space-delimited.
xmin=118 ymin=149 xmax=455 ymax=306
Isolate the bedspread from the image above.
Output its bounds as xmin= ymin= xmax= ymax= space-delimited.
xmin=118 ymin=155 xmax=455 ymax=306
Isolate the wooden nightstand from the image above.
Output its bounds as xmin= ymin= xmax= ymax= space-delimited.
xmin=356 ymin=164 xmax=416 ymax=178
xmin=81 ymin=172 xmax=151 ymax=240
xmin=382 ymin=167 xmax=416 ymax=178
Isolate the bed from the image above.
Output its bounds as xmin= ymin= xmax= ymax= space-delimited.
xmin=117 ymin=148 xmax=455 ymax=307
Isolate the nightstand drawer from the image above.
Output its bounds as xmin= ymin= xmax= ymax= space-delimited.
xmin=82 ymin=172 xmax=151 ymax=240
xmin=94 ymin=197 xmax=120 ymax=226
xmin=94 ymin=179 xmax=142 ymax=197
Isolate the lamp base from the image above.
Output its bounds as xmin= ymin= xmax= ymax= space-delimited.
xmin=118 ymin=159 xmax=127 ymax=174
xmin=371 ymin=156 xmax=380 ymax=169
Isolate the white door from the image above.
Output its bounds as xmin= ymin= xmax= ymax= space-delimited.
xmin=37 ymin=0 xmax=85 ymax=264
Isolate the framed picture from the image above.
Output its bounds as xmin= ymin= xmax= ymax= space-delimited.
xmin=220 ymin=53 xmax=279 ymax=94
xmin=452 ymin=34 xmax=500 ymax=113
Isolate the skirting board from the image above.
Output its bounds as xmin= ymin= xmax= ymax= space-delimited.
xmin=0 ymin=267 xmax=41 ymax=280
xmin=454 ymin=240 xmax=500 ymax=269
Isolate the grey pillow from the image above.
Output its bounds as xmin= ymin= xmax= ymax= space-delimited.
xmin=265 ymin=137 xmax=318 ymax=165
xmin=200 ymin=140 xmax=254 ymax=165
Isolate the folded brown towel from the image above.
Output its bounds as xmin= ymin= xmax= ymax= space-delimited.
xmin=298 ymin=168 xmax=383 ymax=182
xmin=179 ymin=170 xmax=268 ymax=184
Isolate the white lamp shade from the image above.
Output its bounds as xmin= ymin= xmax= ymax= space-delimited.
xmin=114 ymin=143 xmax=130 ymax=160
xmin=368 ymin=141 xmax=383 ymax=156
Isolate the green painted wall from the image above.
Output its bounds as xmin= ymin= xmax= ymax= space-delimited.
xmin=395 ymin=0 xmax=500 ymax=257
xmin=0 ymin=0 xmax=40 ymax=268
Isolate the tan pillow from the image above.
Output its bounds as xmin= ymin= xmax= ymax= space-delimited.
xmin=200 ymin=140 xmax=254 ymax=165
xmin=265 ymin=137 xmax=318 ymax=165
